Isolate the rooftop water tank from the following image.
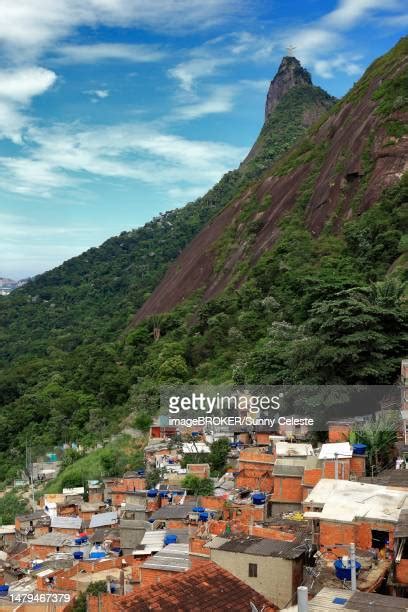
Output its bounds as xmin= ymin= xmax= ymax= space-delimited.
xmin=147 ymin=489 xmax=158 ymax=497
xmin=73 ymin=551 xmax=84 ymax=560
xmin=199 ymin=512 xmax=209 ymax=522
xmin=252 ymin=492 xmax=266 ymax=505
xmin=159 ymin=491 xmax=168 ymax=498
xmin=0 ymin=585 xmax=9 ymax=595
xmin=193 ymin=506 xmax=205 ymax=513
xmin=164 ymin=534 xmax=177 ymax=545
xmin=334 ymin=559 xmax=361 ymax=581
xmin=90 ymin=551 xmax=106 ymax=559
xmin=352 ymin=443 xmax=367 ymax=455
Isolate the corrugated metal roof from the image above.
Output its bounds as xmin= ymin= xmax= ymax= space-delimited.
xmin=89 ymin=511 xmax=118 ymax=528
xmin=141 ymin=543 xmax=190 ymax=572
xmin=51 ymin=516 xmax=82 ymax=529
xmin=216 ymin=536 xmax=305 ymax=559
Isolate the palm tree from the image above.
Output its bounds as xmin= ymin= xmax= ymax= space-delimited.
xmin=351 ymin=412 xmax=399 ymax=474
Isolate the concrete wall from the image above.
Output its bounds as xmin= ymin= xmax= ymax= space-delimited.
xmin=210 ymin=549 xmax=301 ymax=609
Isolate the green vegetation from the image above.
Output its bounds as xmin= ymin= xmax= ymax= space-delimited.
xmin=0 ymin=77 xmax=335 ymax=483
xmin=181 ymin=438 xmax=231 ymax=477
xmin=44 ymin=435 xmax=144 ymax=493
xmin=350 ymin=412 xmax=399 ymax=474
xmin=181 ymin=474 xmax=214 ymax=496
xmin=0 ymin=491 xmax=28 ymax=524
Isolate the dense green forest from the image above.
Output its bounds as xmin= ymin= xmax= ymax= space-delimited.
xmin=0 ymin=41 xmax=406 ymax=484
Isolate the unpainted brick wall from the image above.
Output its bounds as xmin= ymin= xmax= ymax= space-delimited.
xmin=272 ymin=476 xmax=303 ymax=502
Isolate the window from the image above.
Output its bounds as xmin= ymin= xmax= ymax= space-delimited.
xmin=248 ymin=563 xmax=257 ymax=578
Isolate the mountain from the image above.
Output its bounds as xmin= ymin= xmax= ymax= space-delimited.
xmin=265 ymin=55 xmax=313 ymax=118
xmin=0 ymin=40 xmax=406 ymax=484
xmin=0 ymin=56 xmax=334 ymax=366
xmin=133 ymin=38 xmax=408 ymax=324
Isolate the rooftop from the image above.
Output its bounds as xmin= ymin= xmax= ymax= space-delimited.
xmin=51 ymin=515 xmax=82 ymax=529
xmin=30 ymin=532 xmax=72 ymax=547
xmin=89 ymin=511 xmax=118 ymax=528
xmin=308 ymin=587 xmax=408 ymax=611
xmin=150 ymin=503 xmax=195 ymax=521
xmin=212 ymin=535 xmax=305 ymax=560
xmin=273 ymin=459 xmax=306 ymax=477
xmin=304 ymin=479 xmax=408 ymax=523
xmin=117 ymin=561 xmax=276 ymax=611
xmin=275 ymin=442 xmax=314 ymax=457
xmin=62 ymin=487 xmax=84 ymax=496
xmin=318 ymin=442 xmax=353 ymax=460
xmin=141 ymin=543 xmax=190 ymax=572
xmin=133 ymin=530 xmax=166 ymax=555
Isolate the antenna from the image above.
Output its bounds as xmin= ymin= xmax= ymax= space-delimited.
xmin=286 ymin=45 xmax=296 ymax=56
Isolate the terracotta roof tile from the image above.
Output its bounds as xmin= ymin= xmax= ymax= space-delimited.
xmin=114 ymin=561 xmax=276 ymax=611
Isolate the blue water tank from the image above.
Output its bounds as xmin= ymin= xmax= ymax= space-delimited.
xmin=75 ymin=538 xmax=83 ymax=545
xmin=352 ymin=444 xmax=367 ymax=455
xmin=73 ymin=551 xmax=84 ymax=560
xmin=159 ymin=491 xmax=168 ymax=498
xmin=147 ymin=489 xmax=158 ymax=497
xmin=334 ymin=559 xmax=361 ymax=580
xmin=90 ymin=551 xmax=106 ymax=559
xmin=199 ymin=512 xmax=209 ymax=522
xmin=137 ymin=469 xmax=145 ymax=476
xmin=193 ymin=506 xmax=205 ymax=513
xmin=252 ymin=493 xmax=266 ymax=505
xmin=164 ymin=534 xmax=177 ymax=545
xmin=0 ymin=585 xmax=9 ymax=595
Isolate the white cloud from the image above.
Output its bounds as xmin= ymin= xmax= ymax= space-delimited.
xmin=168 ymin=57 xmax=232 ymax=92
xmin=56 ymin=43 xmax=165 ymax=64
xmin=0 ymin=0 xmax=241 ymax=61
xmin=278 ymin=0 xmax=407 ymax=80
xmin=85 ymin=89 xmax=110 ymax=102
xmin=0 ymin=122 xmax=247 ymax=198
xmin=175 ymin=85 xmax=236 ymax=119
xmin=314 ymin=54 xmax=362 ymax=79
xmin=0 ymin=67 xmax=56 ymax=142
xmin=323 ymin=0 xmax=403 ymax=29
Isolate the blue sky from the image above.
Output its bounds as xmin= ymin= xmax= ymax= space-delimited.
xmin=0 ymin=1 xmax=407 ymax=279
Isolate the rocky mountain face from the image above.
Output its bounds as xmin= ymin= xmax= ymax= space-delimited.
xmin=133 ymin=38 xmax=408 ymax=325
xmin=0 ymin=55 xmax=334 ymax=364
xmin=265 ymin=56 xmax=312 ymax=119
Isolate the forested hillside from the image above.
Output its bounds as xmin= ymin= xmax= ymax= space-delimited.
xmin=0 ymin=42 xmax=406 ymax=484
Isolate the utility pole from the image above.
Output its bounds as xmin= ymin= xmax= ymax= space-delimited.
xmin=350 ymin=542 xmax=357 ymax=592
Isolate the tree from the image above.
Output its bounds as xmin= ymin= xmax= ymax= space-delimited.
xmin=0 ymin=492 xmax=28 ymax=524
xmin=181 ymin=474 xmax=214 ymax=496
xmin=146 ymin=468 xmax=164 ymax=489
xmin=351 ymin=412 xmax=399 ymax=474
xmin=86 ymin=581 xmax=108 ymax=596
xmin=209 ymin=438 xmax=230 ymax=474
xmin=133 ymin=411 xmax=153 ymax=432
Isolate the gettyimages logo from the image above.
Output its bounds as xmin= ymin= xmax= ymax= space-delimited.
xmin=168 ymin=391 xmax=282 ymax=414
xmin=160 ymin=385 xmax=401 ymax=432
